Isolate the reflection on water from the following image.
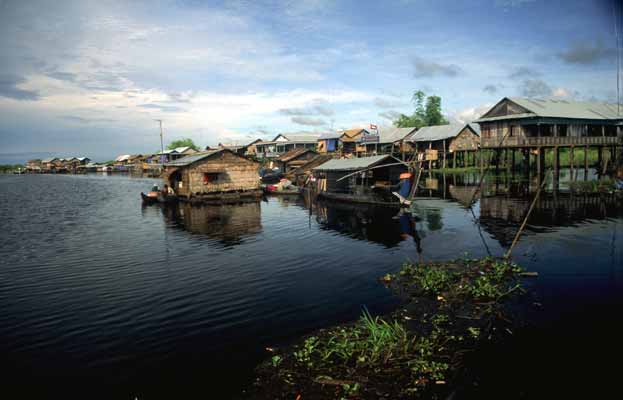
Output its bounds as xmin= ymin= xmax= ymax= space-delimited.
xmin=161 ymin=202 xmax=262 ymax=246
xmin=1 ymin=172 xmax=622 ymax=398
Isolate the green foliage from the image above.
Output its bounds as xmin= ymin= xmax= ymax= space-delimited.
xmin=395 ymin=90 xmax=448 ymax=128
xmin=399 ymin=263 xmax=453 ymax=295
xmin=167 ymin=138 xmax=199 ymax=151
xmin=294 ymin=336 xmax=319 ymax=368
xmin=271 ymin=355 xmax=282 ymax=367
xmin=0 ymin=164 xmax=24 ymax=173
xmin=424 ymin=96 xmax=447 ymax=126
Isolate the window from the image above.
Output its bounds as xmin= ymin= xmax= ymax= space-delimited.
xmin=203 ymin=173 xmax=219 ymax=184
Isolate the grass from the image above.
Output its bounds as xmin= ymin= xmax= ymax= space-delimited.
xmin=249 ymin=257 xmax=530 ymax=399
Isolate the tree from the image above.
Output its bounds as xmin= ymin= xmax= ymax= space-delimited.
xmin=424 ymin=95 xmax=448 ymax=126
xmin=394 ymin=91 xmax=448 ymax=128
xmin=167 ymin=138 xmax=199 ymax=151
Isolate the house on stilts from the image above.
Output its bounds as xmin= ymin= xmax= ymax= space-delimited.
xmin=405 ymin=123 xmax=481 ymax=168
xmin=475 ymin=97 xmax=623 ymax=179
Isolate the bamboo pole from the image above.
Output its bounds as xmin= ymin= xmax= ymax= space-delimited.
xmin=505 ymin=170 xmax=550 ymax=259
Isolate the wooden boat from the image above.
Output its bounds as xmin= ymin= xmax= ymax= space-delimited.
xmin=261 ymin=184 xmax=302 ymax=195
xmin=141 ymin=192 xmax=179 ymax=204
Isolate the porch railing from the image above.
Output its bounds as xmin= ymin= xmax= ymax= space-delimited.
xmin=481 ymin=136 xmax=622 ymax=148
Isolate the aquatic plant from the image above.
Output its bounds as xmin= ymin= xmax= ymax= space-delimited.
xmin=250 ymin=257 xmax=531 ymax=399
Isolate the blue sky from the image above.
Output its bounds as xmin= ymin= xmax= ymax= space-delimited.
xmin=0 ymin=0 xmax=620 ymax=162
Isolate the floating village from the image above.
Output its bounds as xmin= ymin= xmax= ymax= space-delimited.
xmin=20 ymin=97 xmax=623 ymax=206
xmin=9 ymin=96 xmax=623 ymax=399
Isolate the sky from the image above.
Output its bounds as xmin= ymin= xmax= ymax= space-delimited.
xmin=0 ymin=0 xmax=620 ymax=162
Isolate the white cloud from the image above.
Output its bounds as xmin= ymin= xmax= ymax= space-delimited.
xmin=449 ymin=103 xmax=494 ymax=124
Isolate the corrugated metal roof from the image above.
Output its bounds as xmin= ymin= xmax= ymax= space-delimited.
xmin=341 ymin=128 xmax=368 ymax=138
xmin=164 ymin=150 xmax=222 ymax=167
xmin=468 ymin=122 xmax=481 ymax=136
xmin=276 ymin=148 xmax=316 ymax=162
xmin=41 ymin=157 xmax=58 ymax=163
xmin=476 ymin=97 xmax=622 ymax=122
xmin=313 ymin=155 xmax=404 ymax=171
xmin=115 ymin=154 xmax=131 ymax=162
xmin=377 ymin=127 xmax=417 ymax=143
xmin=408 ymin=124 xmax=465 ymax=142
xmin=319 ymin=131 xmax=342 ymax=139
xmin=280 ymin=132 xmax=322 ymax=142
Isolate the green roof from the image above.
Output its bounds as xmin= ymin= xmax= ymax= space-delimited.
xmin=313 ymin=155 xmax=404 ymax=171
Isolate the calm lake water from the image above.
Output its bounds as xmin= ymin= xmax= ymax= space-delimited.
xmin=1 ymin=172 xmax=622 ymax=398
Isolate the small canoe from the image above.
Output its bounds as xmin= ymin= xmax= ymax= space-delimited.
xmin=141 ymin=192 xmax=159 ymax=204
xmin=141 ymin=192 xmax=179 ymax=204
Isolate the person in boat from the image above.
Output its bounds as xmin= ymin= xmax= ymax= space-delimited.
xmin=162 ymin=184 xmax=169 ymax=195
xmin=151 ymin=184 xmax=159 ymax=192
xmin=391 ymin=172 xmax=413 ymax=206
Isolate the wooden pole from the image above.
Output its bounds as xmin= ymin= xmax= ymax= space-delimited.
xmin=442 ymin=139 xmax=446 ymax=170
xmin=505 ymin=170 xmax=549 ymax=259
xmin=569 ymin=146 xmax=574 ymax=181
xmin=584 ymin=145 xmax=589 ymax=180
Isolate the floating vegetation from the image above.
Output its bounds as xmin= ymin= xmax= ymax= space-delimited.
xmin=247 ymin=257 xmax=534 ymax=399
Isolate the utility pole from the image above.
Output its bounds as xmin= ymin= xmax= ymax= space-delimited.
xmin=155 ymin=119 xmax=164 ymax=154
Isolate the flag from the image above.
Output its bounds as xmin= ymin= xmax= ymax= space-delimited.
xmin=370 ymin=123 xmax=378 ymax=130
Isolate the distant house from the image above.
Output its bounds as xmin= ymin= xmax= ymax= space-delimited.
xmin=114 ymin=154 xmax=132 ymax=164
xmin=244 ymin=139 xmax=263 ymax=156
xmin=255 ymin=133 xmax=321 ymax=158
xmin=274 ymin=148 xmax=318 ymax=174
xmin=312 ymin=155 xmax=408 ymax=205
xmin=317 ymin=132 xmax=342 ymax=153
xmin=358 ymin=127 xmax=418 ymax=156
xmin=76 ymin=157 xmax=91 ymax=165
xmin=26 ymin=159 xmax=42 ymax=173
xmin=162 ymin=149 xmax=260 ymax=200
xmin=156 ymin=146 xmax=198 ymax=163
xmin=41 ymin=157 xmax=61 ymax=172
xmin=218 ymin=142 xmax=250 ymax=156
xmin=339 ymin=128 xmax=369 ymax=155
xmin=406 ymin=123 xmax=480 ymax=168
xmin=290 ymin=154 xmax=333 ymax=186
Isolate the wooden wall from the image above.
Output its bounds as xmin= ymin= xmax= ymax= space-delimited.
xmin=449 ymin=127 xmax=480 ymax=152
xmin=165 ymin=151 xmax=259 ymax=196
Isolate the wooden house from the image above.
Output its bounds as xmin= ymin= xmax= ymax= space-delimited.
xmin=244 ymin=139 xmax=263 ymax=157
xmin=312 ymin=155 xmax=408 ymax=205
xmin=163 ymin=149 xmax=261 ymax=201
xmin=317 ymin=132 xmax=342 ymax=153
xmin=358 ymin=127 xmax=418 ymax=157
xmin=406 ymin=123 xmax=480 ymax=168
xmin=157 ymin=146 xmax=198 ymax=163
xmin=26 ymin=159 xmax=42 ymax=173
xmin=475 ymin=97 xmax=623 ymax=176
xmin=290 ymin=154 xmax=333 ymax=186
xmin=255 ymin=133 xmax=321 ymax=159
xmin=41 ymin=157 xmax=61 ymax=172
xmin=274 ymin=148 xmax=318 ymax=174
xmin=339 ymin=128 xmax=369 ymax=156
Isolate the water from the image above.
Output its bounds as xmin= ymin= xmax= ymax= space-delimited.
xmin=0 ymin=173 xmax=622 ymax=398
